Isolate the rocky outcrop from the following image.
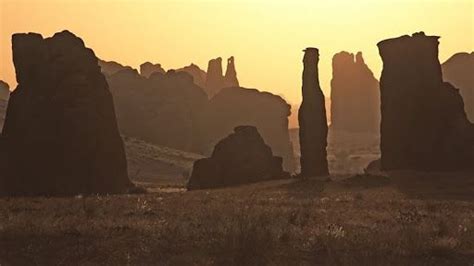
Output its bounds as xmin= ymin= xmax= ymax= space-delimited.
xmin=442 ymin=52 xmax=474 ymax=122
xmin=177 ymin=63 xmax=207 ymax=89
xmin=298 ymin=48 xmax=329 ymax=177
xmin=187 ymin=126 xmax=289 ymax=190
xmin=0 ymin=31 xmax=132 ymax=196
xmin=0 ymin=80 xmax=9 ymax=100
xmin=107 ymin=69 xmax=208 ymax=152
xmin=205 ymin=57 xmax=225 ymax=97
xmin=99 ymin=59 xmax=133 ymax=77
xmin=378 ymin=32 xmax=474 ymax=171
xmin=224 ymin=56 xmax=239 ymax=88
xmin=0 ymin=81 xmax=8 ymax=129
xmin=198 ymin=87 xmax=296 ymax=172
xmin=140 ymin=62 xmax=165 ymax=78
xmin=330 ymin=51 xmax=380 ymax=132
xmin=204 ymin=57 xmax=239 ymax=97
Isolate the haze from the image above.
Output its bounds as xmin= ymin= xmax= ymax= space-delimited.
xmin=1 ymin=0 xmax=473 ymax=110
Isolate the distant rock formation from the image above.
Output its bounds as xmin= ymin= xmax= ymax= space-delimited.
xmin=330 ymin=51 xmax=380 ymax=132
xmin=298 ymin=48 xmax=329 ymax=177
xmin=0 ymin=80 xmax=9 ymax=100
xmin=0 ymin=31 xmax=132 ymax=196
xmin=140 ymin=62 xmax=165 ymax=78
xmin=107 ymin=69 xmax=208 ymax=152
xmin=187 ymin=126 xmax=289 ymax=190
xmin=378 ymin=32 xmax=474 ymax=171
xmin=204 ymin=57 xmax=239 ymax=97
xmin=98 ymin=59 xmax=133 ymax=77
xmin=442 ymin=52 xmax=474 ymax=122
xmin=177 ymin=63 xmax=207 ymax=89
xmin=199 ymin=87 xmax=296 ymax=172
xmin=224 ymin=56 xmax=239 ymax=87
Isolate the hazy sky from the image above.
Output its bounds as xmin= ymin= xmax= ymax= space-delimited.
xmin=1 ymin=0 xmax=473 ymax=108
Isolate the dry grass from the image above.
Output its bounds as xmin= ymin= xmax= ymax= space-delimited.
xmin=1 ymin=175 xmax=473 ymax=265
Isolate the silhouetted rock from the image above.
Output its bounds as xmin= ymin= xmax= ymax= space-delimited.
xmin=0 ymin=80 xmax=9 ymax=100
xmin=199 ymin=87 xmax=296 ymax=172
xmin=0 ymin=31 xmax=132 ymax=196
xmin=378 ymin=32 xmax=474 ymax=171
xmin=330 ymin=51 xmax=380 ymax=132
xmin=187 ymin=126 xmax=290 ymax=190
xmin=177 ymin=63 xmax=207 ymax=89
xmin=107 ymin=69 xmax=208 ymax=152
xmin=204 ymin=57 xmax=240 ymax=97
xmin=442 ymin=52 xmax=474 ymax=122
xmin=140 ymin=62 xmax=165 ymax=78
xmin=99 ymin=59 xmax=134 ymax=77
xmin=298 ymin=48 xmax=329 ymax=177
xmin=205 ymin=57 xmax=225 ymax=97
xmin=224 ymin=56 xmax=239 ymax=87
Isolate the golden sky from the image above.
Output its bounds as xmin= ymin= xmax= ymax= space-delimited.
xmin=1 ymin=0 xmax=473 ymax=109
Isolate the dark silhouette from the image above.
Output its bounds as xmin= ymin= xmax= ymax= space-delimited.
xmin=98 ymin=59 xmax=134 ymax=77
xmin=0 ymin=31 xmax=132 ymax=196
xmin=205 ymin=57 xmax=240 ymax=97
xmin=0 ymin=80 xmax=9 ymax=100
xmin=330 ymin=51 xmax=380 ymax=132
xmin=177 ymin=63 xmax=207 ymax=89
xmin=298 ymin=48 xmax=329 ymax=177
xmin=187 ymin=126 xmax=289 ymax=190
xmin=0 ymin=81 xmax=9 ymax=129
xmin=140 ymin=62 xmax=165 ymax=78
xmin=224 ymin=56 xmax=239 ymax=87
xmin=378 ymin=32 xmax=474 ymax=171
xmin=107 ymin=69 xmax=208 ymax=152
xmin=199 ymin=86 xmax=296 ymax=172
xmin=442 ymin=52 xmax=474 ymax=122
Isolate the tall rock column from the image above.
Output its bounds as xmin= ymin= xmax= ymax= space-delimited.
xmin=205 ymin=57 xmax=225 ymax=97
xmin=378 ymin=32 xmax=474 ymax=171
xmin=0 ymin=31 xmax=133 ymax=196
xmin=224 ymin=56 xmax=239 ymax=87
xmin=298 ymin=48 xmax=329 ymax=177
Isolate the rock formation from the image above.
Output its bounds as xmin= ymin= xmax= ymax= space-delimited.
xmin=177 ymin=63 xmax=207 ymax=89
xmin=187 ymin=126 xmax=289 ymax=190
xmin=107 ymin=69 xmax=208 ymax=152
xmin=224 ymin=56 xmax=239 ymax=87
xmin=298 ymin=47 xmax=329 ymax=177
xmin=204 ymin=57 xmax=239 ymax=97
xmin=198 ymin=87 xmax=296 ymax=172
xmin=205 ymin=57 xmax=225 ymax=97
xmin=0 ymin=80 xmax=9 ymax=100
xmin=98 ymin=59 xmax=133 ymax=77
xmin=140 ymin=62 xmax=166 ymax=78
xmin=378 ymin=32 xmax=474 ymax=171
xmin=442 ymin=52 xmax=474 ymax=122
xmin=330 ymin=51 xmax=380 ymax=132
xmin=0 ymin=81 xmax=9 ymax=129
xmin=0 ymin=31 xmax=132 ymax=196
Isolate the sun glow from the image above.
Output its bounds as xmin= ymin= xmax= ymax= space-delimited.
xmin=1 ymin=0 xmax=472 ymax=126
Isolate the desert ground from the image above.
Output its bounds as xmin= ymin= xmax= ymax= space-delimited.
xmin=1 ymin=131 xmax=473 ymax=265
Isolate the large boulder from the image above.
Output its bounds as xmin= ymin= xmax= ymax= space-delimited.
xmin=198 ymin=86 xmax=296 ymax=172
xmin=177 ymin=63 xmax=207 ymax=89
xmin=378 ymin=32 xmax=474 ymax=171
xmin=442 ymin=52 xmax=474 ymax=122
xmin=298 ymin=48 xmax=329 ymax=177
xmin=0 ymin=30 xmax=132 ymax=196
xmin=330 ymin=51 xmax=380 ymax=132
xmin=187 ymin=126 xmax=289 ymax=190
